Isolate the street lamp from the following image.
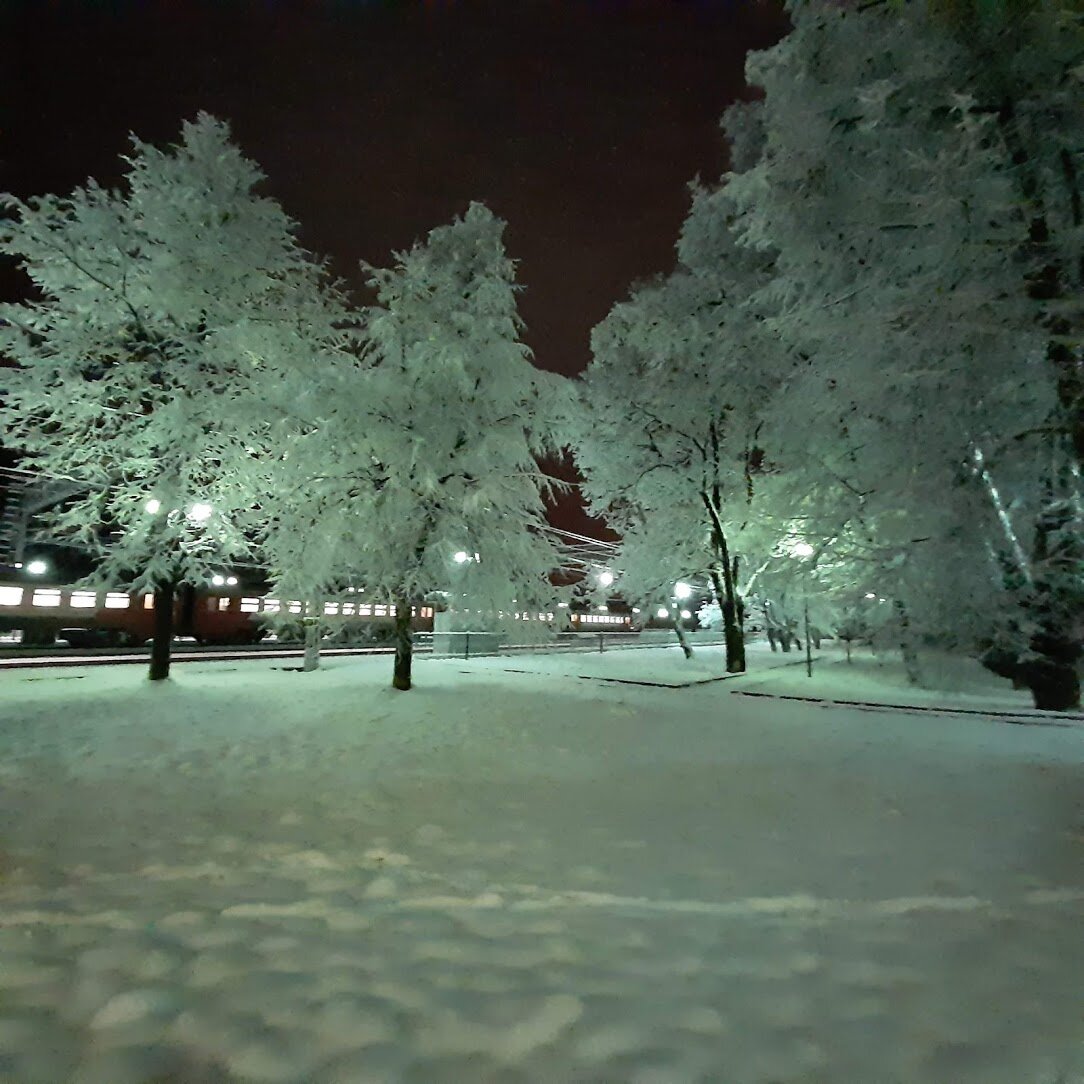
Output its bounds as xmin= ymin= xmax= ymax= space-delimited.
xmin=26 ymin=559 xmax=48 ymax=576
xmin=674 ymin=581 xmax=693 ymax=600
xmin=144 ymin=498 xmax=161 ymax=515
xmin=598 ymin=570 xmax=614 ymax=587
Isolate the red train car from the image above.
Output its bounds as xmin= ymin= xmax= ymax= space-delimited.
xmin=0 ymin=581 xmax=435 ymax=648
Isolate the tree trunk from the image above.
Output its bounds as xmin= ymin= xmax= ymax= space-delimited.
xmin=302 ymin=620 xmax=321 ymax=673
xmin=804 ymin=599 xmax=813 ymax=678
xmin=392 ymin=597 xmax=413 ymax=691
xmin=704 ymin=515 xmax=746 ymax=673
xmin=298 ymin=600 xmax=321 ymax=672
xmin=723 ymin=608 xmax=745 ymax=672
xmin=672 ymin=614 xmax=694 ymax=659
xmin=894 ymin=599 xmax=922 ymax=686
xmin=149 ymin=582 xmax=175 ymax=682
xmin=1022 ymin=658 xmax=1080 ymax=712
xmin=1018 ymin=500 xmax=1082 ymax=711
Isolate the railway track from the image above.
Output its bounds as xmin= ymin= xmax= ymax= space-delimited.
xmin=0 ymin=639 xmax=433 ymax=670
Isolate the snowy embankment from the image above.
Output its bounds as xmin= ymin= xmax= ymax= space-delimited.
xmin=0 ymin=642 xmax=1081 ymax=1082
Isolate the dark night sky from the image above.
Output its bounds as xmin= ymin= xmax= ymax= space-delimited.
xmin=2 ymin=0 xmax=786 ymax=534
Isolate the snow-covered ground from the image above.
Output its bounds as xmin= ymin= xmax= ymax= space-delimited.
xmin=0 ymin=641 xmax=1081 ymax=1083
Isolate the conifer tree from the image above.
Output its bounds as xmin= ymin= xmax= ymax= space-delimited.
xmin=0 ymin=115 xmax=342 ymax=679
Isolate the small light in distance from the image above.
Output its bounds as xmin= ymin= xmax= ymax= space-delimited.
xmin=188 ymin=503 xmax=212 ymax=523
xmin=680 ymin=610 xmax=692 ymax=619
xmin=226 ymin=576 xmax=238 ymax=586
xmin=453 ymin=551 xmax=470 ymax=564
xmin=598 ymin=570 xmax=614 ymax=587
xmin=211 ymin=574 xmax=226 ymax=587
xmin=673 ymin=582 xmax=693 ymax=600
xmin=144 ymin=498 xmax=161 ymax=515
xmin=631 ymin=607 xmax=641 ymax=614
xmin=791 ymin=541 xmax=814 ymax=558
xmin=657 ymin=607 xmax=669 ymax=619
xmin=865 ymin=592 xmax=876 ymax=599
xmin=26 ymin=559 xmax=48 ymax=576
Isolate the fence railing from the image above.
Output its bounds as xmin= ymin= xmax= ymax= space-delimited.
xmin=429 ymin=630 xmax=731 ymax=660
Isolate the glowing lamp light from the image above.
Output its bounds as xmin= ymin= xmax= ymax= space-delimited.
xmin=657 ymin=607 xmax=670 ymax=619
xmin=632 ymin=607 xmax=641 ymax=614
xmin=26 ymin=559 xmax=48 ymax=576
xmin=188 ymin=503 xmax=213 ymax=523
xmin=211 ymin=574 xmax=226 ymax=587
xmin=792 ymin=541 xmax=815 ymax=558
xmin=865 ymin=592 xmax=877 ymax=600
xmin=674 ymin=581 xmax=693 ymax=600
xmin=680 ymin=609 xmax=692 ymax=619
xmin=453 ymin=551 xmax=470 ymax=564
xmin=144 ymin=498 xmax=161 ymax=515
xmin=226 ymin=576 xmax=238 ymax=586
xmin=598 ymin=570 xmax=614 ymax=587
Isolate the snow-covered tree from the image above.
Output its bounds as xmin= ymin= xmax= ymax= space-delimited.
xmin=573 ymin=142 xmax=792 ymax=673
xmin=290 ymin=202 xmax=570 ymax=690
xmin=241 ymin=337 xmax=364 ymax=673
xmin=723 ymin=1 xmax=1081 ymax=707
xmin=0 ymin=114 xmax=344 ymax=679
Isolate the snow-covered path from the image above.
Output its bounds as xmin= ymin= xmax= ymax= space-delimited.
xmin=1 ymin=645 xmax=1081 ymax=1082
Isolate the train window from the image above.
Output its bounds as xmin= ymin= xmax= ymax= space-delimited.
xmin=217 ymin=598 xmax=231 ymax=612
xmin=358 ymin=604 xmax=373 ymax=616
xmin=262 ymin=599 xmax=280 ymax=614
xmin=241 ymin=598 xmax=260 ymax=613
xmin=323 ymin=602 xmax=339 ymax=615
xmin=143 ymin=595 xmax=154 ymax=610
xmin=32 ymin=589 xmax=62 ymax=607
xmin=104 ymin=593 xmax=130 ymax=609
xmin=341 ymin=602 xmax=355 ymax=616
xmin=374 ymin=604 xmax=388 ymax=616
xmin=0 ymin=586 xmax=24 ymax=606
xmin=70 ymin=591 xmax=98 ymax=608
xmin=421 ymin=607 xmax=434 ymax=618
xmin=287 ymin=601 xmax=302 ymax=614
